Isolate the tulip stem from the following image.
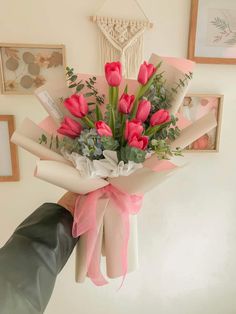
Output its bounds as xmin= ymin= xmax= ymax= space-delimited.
xmin=113 ymin=87 xmax=119 ymax=113
xmin=82 ymin=116 xmax=95 ymax=128
xmin=145 ymin=124 xmax=167 ymax=137
xmin=109 ymin=86 xmax=113 ymax=105
xmin=120 ymin=114 xmax=126 ymax=146
xmin=110 ymin=107 xmax=116 ymax=138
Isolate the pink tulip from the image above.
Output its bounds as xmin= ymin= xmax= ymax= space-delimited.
xmin=125 ymin=119 xmax=144 ymax=141
xmin=138 ymin=61 xmax=156 ymax=85
xmin=105 ymin=62 xmax=122 ymax=87
xmin=95 ymin=121 xmax=113 ymax=137
xmin=119 ymin=93 xmax=135 ymax=114
xmin=128 ymin=135 xmax=149 ymax=151
xmin=150 ymin=109 xmax=171 ymax=126
xmin=64 ymin=94 xmax=88 ymax=118
xmin=136 ymin=99 xmax=151 ymax=122
xmin=57 ymin=117 xmax=82 ymax=139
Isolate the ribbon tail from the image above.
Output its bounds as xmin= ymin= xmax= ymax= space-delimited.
xmin=87 ymin=224 xmax=108 ymax=286
xmin=72 ymin=193 xmax=98 ymax=238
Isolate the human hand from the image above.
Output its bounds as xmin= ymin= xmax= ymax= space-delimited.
xmin=57 ymin=192 xmax=78 ymax=215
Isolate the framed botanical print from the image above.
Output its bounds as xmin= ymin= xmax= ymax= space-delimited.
xmin=188 ymin=0 xmax=236 ymax=64
xmin=179 ymin=94 xmax=223 ymax=152
xmin=0 ymin=43 xmax=66 ymax=94
xmin=0 ymin=115 xmax=19 ymax=181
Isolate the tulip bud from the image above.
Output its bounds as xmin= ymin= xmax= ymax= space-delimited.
xmin=125 ymin=119 xmax=144 ymax=141
xmin=150 ymin=109 xmax=171 ymax=126
xmin=95 ymin=121 xmax=113 ymax=137
xmin=57 ymin=117 xmax=82 ymax=139
xmin=128 ymin=135 xmax=149 ymax=151
xmin=136 ymin=99 xmax=151 ymax=122
xmin=105 ymin=62 xmax=122 ymax=87
xmin=119 ymin=93 xmax=135 ymax=114
xmin=138 ymin=61 xmax=156 ymax=85
xmin=64 ymin=94 xmax=88 ymax=118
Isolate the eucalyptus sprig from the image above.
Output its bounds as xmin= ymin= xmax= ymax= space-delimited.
xmin=150 ymin=139 xmax=183 ymax=160
xmin=66 ymin=66 xmax=105 ymax=106
xmin=171 ymin=72 xmax=193 ymax=95
xmin=38 ymin=134 xmax=60 ymax=150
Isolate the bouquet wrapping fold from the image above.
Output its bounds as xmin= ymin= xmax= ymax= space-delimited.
xmin=11 ymin=54 xmax=217 ymax=285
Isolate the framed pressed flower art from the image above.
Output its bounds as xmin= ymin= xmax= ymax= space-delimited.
xmin=188 ymin=0 xmax=236 ymax=64
xmin=0 ymin=43 xmax=66 ymax=94
xmin=178 ymin=94 xmax=223 ymax=152
xmin=0 ymin=115 xmax=19 ymax=182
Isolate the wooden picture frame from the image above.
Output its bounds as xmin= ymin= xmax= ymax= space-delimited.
xmin=0 ymin=115 xmax=20 ymax=181
xmin=179 ymin=94 xmax=223 ymax=152
xmin=188 ymin=0 xmax=236 ymax=64
xmin=0 ymin=43 xmax=66 ymax=95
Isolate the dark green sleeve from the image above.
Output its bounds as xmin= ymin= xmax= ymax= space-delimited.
xmin=0 ymin=203 xmax=79 ymax=314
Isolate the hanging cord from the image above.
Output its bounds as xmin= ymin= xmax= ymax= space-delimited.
xmin=134 ymin=0 xmax=150 ymax=22
xmin=90 ymin=0 xmax=153 ymax=28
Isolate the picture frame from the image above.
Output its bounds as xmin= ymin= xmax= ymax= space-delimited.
xmin=0 ymin=43 xmax=66 ymax=95
xmin=188 ymin=0 xmax=236 ymax=64
xmin=179 ymin=94 xmax=223 ymax=152
xmin=0 ymin=115 xmax=20 ymax=181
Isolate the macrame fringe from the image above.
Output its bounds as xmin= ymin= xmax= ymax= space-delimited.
xmin=99 ymin=32 xmax=144 ymax=78
xmin=96 ymin=16 xmax=147 ymax=78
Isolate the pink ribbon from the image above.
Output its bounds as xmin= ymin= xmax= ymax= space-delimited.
xmin=72 ymin=184 xmax=143 ymax=286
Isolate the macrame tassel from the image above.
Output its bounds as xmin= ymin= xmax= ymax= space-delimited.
xmin=123 ymin=35 xmax=143 ymax=78
xmin=99 ymin=31 xmax=119 ymax=71
xmin=96 ymin=16 xmax=149 ymax=78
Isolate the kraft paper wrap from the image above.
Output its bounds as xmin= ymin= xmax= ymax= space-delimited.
xmin=11 ymin=54 xmax=217 ymax=282
xmin=149 ymin=54 xmax=195 ymax=114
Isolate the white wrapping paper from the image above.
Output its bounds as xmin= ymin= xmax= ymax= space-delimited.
xmin=11 ymin=54 xmax=218 ymax=284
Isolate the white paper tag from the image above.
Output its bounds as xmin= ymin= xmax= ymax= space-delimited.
xmin=37 ymin=91 xmax=64 ymax=122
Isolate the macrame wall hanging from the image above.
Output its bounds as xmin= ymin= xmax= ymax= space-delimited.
xmin=90 ymin=0 xmax=153 ymax=78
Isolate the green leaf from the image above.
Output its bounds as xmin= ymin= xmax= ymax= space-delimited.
xmin=95 ymin=104 xmax=103 ymax=121
xmin=69 ymin=83 xmax=77 ymax=88
xmin=120 ymin=146 xmax=146 ymax=163
xmin=70 ymin=75 xmax=77 ymax=82
xmin=49 ymin=134 xmax=53 ymax=149
xmin=101 ymin=136 xmax=119 ymax=150
xmin=84 ymin=92 xmax=94 ymax=97
xmin=108 ymin=106 xmax=116 ymax=137
xmin=39 ymin=134 xmax=47 ymax=144
xmin=56 ymin=135 xmax=59 ymax=149
xmin=76 ymin=84 xmax=84 ymax=92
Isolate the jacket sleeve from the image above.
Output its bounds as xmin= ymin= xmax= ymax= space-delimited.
xmin=0 ymin=203 xmax=78 ymax=314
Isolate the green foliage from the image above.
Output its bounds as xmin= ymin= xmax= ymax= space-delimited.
xmin=95 ymin=104 xmax=103 ymax=120
xmin=38 ymin=134 xmax=60 ymax=150
xmin=85 ymin=77 xmax=105 ymax=106
xmin=171 ymin=72 xmax=193 ymax=95
xmin=101 ymin=136 xmax=119 ymax=150
xmin=60 ymin=129 xmax=104 ymax=160
xmin=150 ymin=139 xmax=183 ymax=160
xmin=38 ymin=134 xmax=47 ymax=145
xmin=145 ymin=72 xmax=171 ymax=112
xmin=65 ymin=67 xmax=104 ymax=106
xmin=151 ymin=115 xmax=180 ymax=141
xmin=120 ymin=146 xmax=146 ymax=164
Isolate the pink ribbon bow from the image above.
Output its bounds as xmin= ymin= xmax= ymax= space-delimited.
xmin=73 ymin=184 xmax=143 ymax=286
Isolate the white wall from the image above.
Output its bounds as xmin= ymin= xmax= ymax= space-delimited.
xmin=1 ymin=1 xmax=236 ymax=313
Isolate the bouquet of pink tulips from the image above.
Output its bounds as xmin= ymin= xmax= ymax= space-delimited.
xmin=12 ymin=54 xmax=217 ymax=286
xmin=54 ymin=60 xmax=185 ymax=167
